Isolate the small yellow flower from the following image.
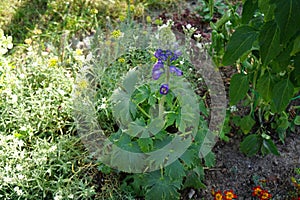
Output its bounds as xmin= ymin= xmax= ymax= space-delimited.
xmin=130 ymin=5 xmax=135 ymax=12
xmin=33 ymin=28 xmax=42 ymax=35
xmin=24 ymin=38 xmax=32 ymax=45
xmin=75 ymin=48 xmax=83 ymax=56
xmin=118 ymin=57 xmax=125 ymax=63
xmin=77 ymin=79 xmax=88 ymax=89
xmin=119 ymin=15 xmax=126 ymax=22
xmin=146 ymin=16 xmax=152 ymax=24
xmin=111 ymin=30 xmax=123 ymax=39
xmin=91 ymin=8 xmax=98 ymax=14
xmin=48 ymin=57 xmax=58 ymax=67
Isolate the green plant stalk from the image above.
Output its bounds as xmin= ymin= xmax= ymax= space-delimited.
xmin=136 ymin=103 xmax=151 ymax=119
xmin=159 ymin=59 xmax=170 ymax=118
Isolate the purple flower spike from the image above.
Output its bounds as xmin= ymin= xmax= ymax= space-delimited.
xmin=153 ymin=60 xmax=164 ymax=70
xmin=160 ymin=84 xmax=169 ymax=95
xmin=152 ymin=70 xmax=163 ymax=80
xmin=154 ymin=49 xmax=167 ymax=61
xmin=169 ymin=66 xmax=183 ymax=76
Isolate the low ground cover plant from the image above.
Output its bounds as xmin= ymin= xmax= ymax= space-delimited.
xmin=0 ymin=29 xmax=97 ymax=199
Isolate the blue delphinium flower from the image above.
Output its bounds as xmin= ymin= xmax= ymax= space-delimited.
xmin=169 ymin=65 xmax=183 ymax=76
xmin=152 ymin=49 xmax=183 ymax=80
xmin=160 ymin=84 xmax=169 ymax=95
xmin=152 ymin=60 xmax=164 ymax=80
xmin=153 ymin=49 xmax=183 ymax=95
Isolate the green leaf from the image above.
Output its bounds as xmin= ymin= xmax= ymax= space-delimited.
xmin=240 ymin=134 xmax=262 ymax=156
xmin=183 ymin=169 xmax=206 ymax=190
xmin=291 ymin=35 xmax=300 ymax=56
xmin=199 ymin=100 xmax=209 ymax=117
xmin=256 ymin=71 xmax=274 ymax=101
xmin=127 ymin=117 xmax=165 ymax=138
xmin=271 ymin=79 xmax=294 ymax=113
xmin=180 ymin=149 xmax=198 ymax=168
xmin=204 ymin=151 xmax=215 ymax=167
xmin=165 ymin=160 xmax=186 ymax=180
xmin=294 ymin=116 xmax=300 ymax=125
xmin=222 ymin=26 xmax=259 ymax=66
xmin=165 ymin=112 xmax=177 ymax=128
xmin=123 ymin=69 xmax=139 ymax=94
xmin=145 ymin=171 xmax=181 ymax=200
xmin=262 ymin=139 xmax=280 ymax=156
xmin=258 ymin=0 xmax=275 ymax=21
xmin=273 ymin=0 xmax=300 ymax=42
xmin=137 ymin=138 xmax=153 ymax=152
xmin=259 ymin=21 xmax=281 ymax=65
xmin=242 ymin=0 xmax=258 ymax=24
xmin=229 ymin=73 xmax=250 ymax=105
xmin=240 ymin=115 xmax=256 ymax=134
xmin=291 ymin=54 xmax=300 ymax=86
xmin=132 ymin=84 xmax=150 ymax=104
xmin=110 ymin=70 xmax=139 ymax=126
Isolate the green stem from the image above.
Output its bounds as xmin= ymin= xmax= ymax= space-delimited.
xmin=136 ymin=103 xmax=151 ymax=119
xmin=159 ymin=59 xmax=171 ymax=118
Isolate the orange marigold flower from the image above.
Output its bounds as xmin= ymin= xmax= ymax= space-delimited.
xmin=224 ymin=189 xmax=237 ymax=200
xmin=252 ymin=186 xmax=262 ymax=196
xmin=259 ymin=190 xmax=272 ymax=200
xmin=213 ymin=190 xmax=223 ymax=200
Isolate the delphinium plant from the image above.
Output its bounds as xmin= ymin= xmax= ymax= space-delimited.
xmin=73 ymin=19 xmax=223 ymax=199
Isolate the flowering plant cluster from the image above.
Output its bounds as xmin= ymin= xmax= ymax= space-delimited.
xmin=212 ymin=189 xmax=238 ymax=200
xmin=252 ymin=186 xmax=272 ymax=200
xmin=212 ymin=187 xmax=273 ymax=200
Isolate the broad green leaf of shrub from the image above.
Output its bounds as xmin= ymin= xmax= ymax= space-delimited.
xmin=259 ymin=21 xmax=281 ymax=65
xmin=261 ymin=139 xmax=280 ymax=156
xmin=242 ymin=0 xmax=258 ymax=24
xmin=271 ymin=79 xmax=294 ymax=113
xmin=240 ymin=134 xmax=262 ymax=156
xmin=273 ymin=0 xmax=300 ymax=43
xmin=222 ymin=26 xmax=259 ymax=66
xmin=258 ymin=0 xmax=275 ymax=22
xmin=256 ymin=71 xmax=274 ymax=101
xmin=145 ymin=171 xmax=181 ymax=200
xmin=291 ymin=35 xmax=300 ymax=56
xmin=229 ymin=73 xmax=250 ymax=105
xmin=240 ymin=114 xmax=256 ymax=134
xmin=291 ymin=53 xmax=300 ymax=86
